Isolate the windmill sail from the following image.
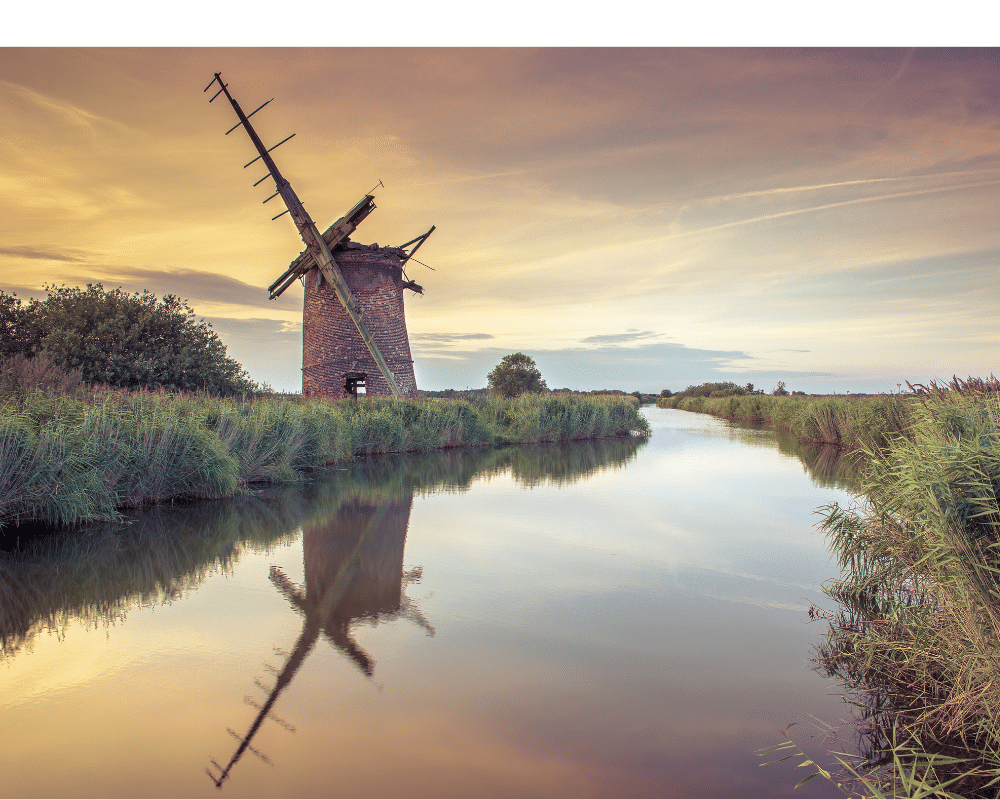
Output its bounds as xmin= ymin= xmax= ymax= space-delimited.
xmin=205 ymin=73 xmax=404 ymax=398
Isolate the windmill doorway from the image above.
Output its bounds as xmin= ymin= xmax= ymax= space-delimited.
xmin=344 ymin=372 xmax=367 ymax=398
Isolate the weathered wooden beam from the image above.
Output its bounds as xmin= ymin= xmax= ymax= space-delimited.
xmin=278 ymin=195 xmax=376 ymax=282
xmin=399 ymin=225 xmax=435 ymax=266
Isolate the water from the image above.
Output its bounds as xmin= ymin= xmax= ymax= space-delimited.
xmin=0 ymin=407 xmax=861 ymax=798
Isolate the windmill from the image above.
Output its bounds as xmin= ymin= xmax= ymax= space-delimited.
xmin=204 ymin=73 xmax=434 ymax=398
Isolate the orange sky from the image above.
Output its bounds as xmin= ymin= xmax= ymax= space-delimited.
xmin=1 ymin=46 xmax=997 ymax=393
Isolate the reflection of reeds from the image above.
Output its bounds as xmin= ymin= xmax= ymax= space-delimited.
xmin=0 ymin=436 xmax=646 ymax=659
xmin=0 ymin=391 xmax=649 ymax=529
xmin=810 ymin=389 xmax=1000 ymax=795
xmin=720 ymin=420 xmax=863 ymax=491
xmin=0 ymin=493 xmax=304 ymax=657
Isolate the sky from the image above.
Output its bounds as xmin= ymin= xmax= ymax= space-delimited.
xmin=1 ymin=42 xmax=997 ymax=394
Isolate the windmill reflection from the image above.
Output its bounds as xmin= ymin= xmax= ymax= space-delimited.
xmin=206 ymin=493 xmax=432 ymax=789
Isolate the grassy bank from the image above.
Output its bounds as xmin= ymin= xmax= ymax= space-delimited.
xmin=782 ymin=381 xmax=1000 ymax=795
xmin=0 ymin=389 xmax=648 ymax=530
xmin=657 ymin=392 xmax=912 ymax=451
xmin=0 ymin=436 xmax=646 ymax=658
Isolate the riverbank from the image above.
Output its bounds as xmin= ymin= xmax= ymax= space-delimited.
xmin=658 ymin=384 xmax=1000 ymax=791
xmin=0 ymin=389 xmax=649 ymax=530
xmin=657 ymin=393 xmax=912 ymax=451
xmin=765 ymin=380 xmax=1000 ymax=795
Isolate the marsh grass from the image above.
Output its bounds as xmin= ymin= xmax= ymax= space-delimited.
xmin=803 ymin=379 xmax=1000 ymax=796
xmin=0 ymin=435 xmax=646 ymax=659
xmin=658 ymin=393 xmax=912 ymax=451
xmin=0 ymin=390 xmax=648 ymax=530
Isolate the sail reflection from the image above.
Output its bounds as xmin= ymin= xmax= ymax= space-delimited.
xmin=0 ymin=436 xmax=645 ymax=789
xmin=207 ymin=489 xmax=432 ymax=787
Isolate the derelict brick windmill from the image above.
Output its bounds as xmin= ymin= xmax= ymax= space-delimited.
xmin=204 ymin=73 xmax=434 ymax=399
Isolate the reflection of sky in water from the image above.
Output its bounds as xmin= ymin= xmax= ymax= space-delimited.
xmin=0 ymin=408 xmax=858 ymax=799
xmin=412 ymin=408 xmax=847 ymax=619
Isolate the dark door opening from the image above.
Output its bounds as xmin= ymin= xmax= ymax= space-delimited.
xmin=344 ymin=372 xmax=367 ymax=398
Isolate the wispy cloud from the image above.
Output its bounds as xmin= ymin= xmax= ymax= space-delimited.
xmin=411 ymin=332 xmax=495 ymax=343
xmin=580 ymin=330 xmax=661 ymax=345
xmin=0 ymin=246 xmax=85 ymax=262
xmin=0 ymin=78 xmax=142 ymax=138
xmin=75 ymin=267 xmax=301 ymax=314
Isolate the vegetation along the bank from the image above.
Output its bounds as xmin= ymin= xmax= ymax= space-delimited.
xmin=0 ymin=369 xmax=648 ymax=531
xmin=657 ymin=381 xmax=913 ymax=451
xmin=1 ymin=284 xmax=261 ymax=394
xmin=755 ymin=377 xmax=1000 ymax=797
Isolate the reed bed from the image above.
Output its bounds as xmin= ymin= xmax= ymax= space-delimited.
xmin=658 ymin=393 xmax=912 ymax=451
xmin=0 ymin=435 xmax=646 ymax=658
xmin=0 ymin=389 xmax=648 ymax=530
xmin=807 ymin=380 xmax=1000 ymax=795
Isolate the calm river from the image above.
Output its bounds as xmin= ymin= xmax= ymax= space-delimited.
xmin=1 ymin=407 xmax=860 ymax=798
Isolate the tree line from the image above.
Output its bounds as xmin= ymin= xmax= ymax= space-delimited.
xmin=658 ymin=380 xmax=804 ymax=400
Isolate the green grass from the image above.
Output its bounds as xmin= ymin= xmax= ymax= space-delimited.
xmin=0 ymin=389 xmax=649 ymax=530
xmin=778 ymin=381 xmax=1000 ymax=796
xmin=657 ymin=393 xmax=912 ymax=451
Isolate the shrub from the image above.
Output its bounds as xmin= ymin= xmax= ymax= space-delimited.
xmin=1 ymin=285 xmax=258 ymax=395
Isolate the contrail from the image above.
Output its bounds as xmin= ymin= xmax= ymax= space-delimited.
xmin=686 ymin=166 xmax=1000 ymax=207
xmin=670 ymin=177 xmax=1000 ymax=239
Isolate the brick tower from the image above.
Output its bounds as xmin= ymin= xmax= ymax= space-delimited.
xmin=302 ymin=242 xmax=419 ymax=399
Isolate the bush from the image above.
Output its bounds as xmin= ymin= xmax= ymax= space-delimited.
xmin=1 ymin=284 xmax=258 ymax=395
xmin=0 ymin=353 xmax=84 ymax=397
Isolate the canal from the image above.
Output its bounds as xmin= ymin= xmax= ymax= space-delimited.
xmin=0 ymin=406 xmax=859 ymax=798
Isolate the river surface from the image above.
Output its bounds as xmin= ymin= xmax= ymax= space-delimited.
xmin=1 ymin=407 xmax=861 ymax=798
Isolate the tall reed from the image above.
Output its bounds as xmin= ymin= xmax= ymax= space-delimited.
xmin=658 ymin=393 xmax=912 ymax=451
xmin=0 ymin=390 xmax=648 ymax=530
xmin=812 ymin=387 xmax=1000 ymax=795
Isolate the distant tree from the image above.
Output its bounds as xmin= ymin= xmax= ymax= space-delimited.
xmin=744 ymin=382 xmax=754 ymax=394
xmin=487 ymin=352 xmax=548 ymax=398
xmin=772 ymin=381 xmax=789 ymax=396
xmin=4 ymin=284 xmax=258 ymax=394
xmin=660 ymin=389 xmax=673 ymax=398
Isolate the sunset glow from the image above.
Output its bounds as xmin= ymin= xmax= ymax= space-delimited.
xmin=1 ymin=47 xmax=996 ymax=393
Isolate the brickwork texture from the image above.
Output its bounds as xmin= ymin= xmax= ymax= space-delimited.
xmin=302 ymin=246 xmax=418 ymax=399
